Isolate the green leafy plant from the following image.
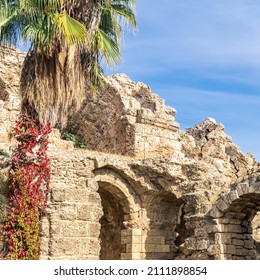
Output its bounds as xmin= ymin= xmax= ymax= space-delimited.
xmin=62 ymin=132 xmax=86 ymax=149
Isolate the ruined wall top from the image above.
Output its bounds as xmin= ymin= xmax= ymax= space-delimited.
xmin=68 ymin=73 xmax=180 ymax=156
xmin=0 ymin=47 xmax=259 ymax=175
xmin=105 ymin=74 xmax=179 ymax=130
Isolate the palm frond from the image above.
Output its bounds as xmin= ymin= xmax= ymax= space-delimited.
xmin=111 ymin=3 xmax=136 ymax=30
xmin=55 ymin=10 xmax=87 ymax=45
xmin=0 ymin=11 xmax=16 ymax=28
xmin=89 ymin=58 xmax=105 ymax=92
xmin=92 ymin=27 xmax=121 ymax=66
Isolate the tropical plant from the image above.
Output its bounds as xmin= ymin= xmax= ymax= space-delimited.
xmin=89 ymin=0 xmax=136 ymax=90
xmin=0 ymin=0 xmax=136 ymax=128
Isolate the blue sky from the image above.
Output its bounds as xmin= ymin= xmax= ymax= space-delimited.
xmin=105 ymin=0 xmax=260 ymax=161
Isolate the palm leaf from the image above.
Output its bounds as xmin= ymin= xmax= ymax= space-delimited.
xmin=89 ymin=58 xmax=105 ymax=92
xmin=0 ymin=11 xmax=16 ymax=28
xmin=92 ymin=28 xmax=121 ymax=66
xmin=55 ymin=10 xmax=87 ymax=45
xmin=111 ymin=3 xmax=136 ymax=29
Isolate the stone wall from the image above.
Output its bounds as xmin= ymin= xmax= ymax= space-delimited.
xmin=0 ymin=47 xmax=24 ymax=152
xmin=0 ymin=47 xmax=260 ymax=260
xmin=67 ymin=74 xmax=179 ymax=157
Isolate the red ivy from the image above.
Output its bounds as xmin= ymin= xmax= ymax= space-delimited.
xmin=1 ymin=115 xmax=51 ymax=259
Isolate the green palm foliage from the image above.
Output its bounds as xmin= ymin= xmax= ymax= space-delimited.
xmin=0 ymin=0 xmax=87 ymax=54
xmin=89 ymin=0 xmax=136 ymax=90
xmin=0 ymin=0 xmax=136 ymax=126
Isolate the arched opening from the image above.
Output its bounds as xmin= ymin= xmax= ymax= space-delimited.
xmin=94 ymin=170 xmax=142 ymax=260
xmin=144 ymin=191 xmax=184 ymax=259
xmin=98 ymin=185 xmax=125 ymax=260
xmin=210 ymin=187 xmax=260 ymax=260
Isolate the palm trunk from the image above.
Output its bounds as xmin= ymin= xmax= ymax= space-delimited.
xmin=20 ymin=0 xmax=101 ymax=128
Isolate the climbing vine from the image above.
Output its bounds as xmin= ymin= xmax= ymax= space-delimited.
xmin=0 ymin=115 xmax=51 ymax=259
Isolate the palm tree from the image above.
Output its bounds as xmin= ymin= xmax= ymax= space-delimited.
xmin=0 ymin=0 xmax=136 ymax=128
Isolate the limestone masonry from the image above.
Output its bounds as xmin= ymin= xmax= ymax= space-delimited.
xmin=0 ymin=48 xmax=260 ymax=260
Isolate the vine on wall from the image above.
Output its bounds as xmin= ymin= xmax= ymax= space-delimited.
xmin=0 ymin=115 xmax=51 ymax=259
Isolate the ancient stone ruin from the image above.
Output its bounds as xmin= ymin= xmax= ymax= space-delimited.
xmin=0 ymin=48 xmax=260 ymax=260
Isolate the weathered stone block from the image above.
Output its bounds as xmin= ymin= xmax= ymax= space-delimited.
xmin=49 ymin=238 xmax=79 ymax=256
xmin=40 ymin=237 xmax=49 ymax=257
xmin=51 ymin=187 xmax=66 ymax=202
xmin=87 ymin=222 xmax=101 ymax=237
xmin=206 ymin=224 xmax=223 ymax=233
xmin=225 ymin=225 xmax=242 ymax=233
xmin=235 ymin=248 xmax=251 ymax=256
xmin=232 ymin=239 xmax=244 ymax=246
xmin=87 ymin=192 xmax=102 ymax=205
xmin=62 ymin=221 xmax=88 ymax=237
xmin=121 ymin=228 xmax=142 ymax=237
xmin=126 ymin=244 xmax=142 ymax=253
xmin=40 ymin=217 xmax=50 ymax=238
xmin=144 ymin=236 xmax=165 ymax=244
xmin=215 ymin=233 xmax=232 ymax=244
xmin=60 ymin=204 xmax=77 ymax=220
xmin=225 ymin=245 xmax=236 ymax=255
xmin=86 ymin=178 xmax=99 ymax=191
xmin=196 ymin=238 xmax=209 ymax=250
xmin=244 ymin=240 xmax=255 ymax=249
xmin=121 ymin=252 xmax=145 ymax=260
xmin=207 ymin=244 xmax=221 ymax=255
xmin=209 ymin=206 xmax=224 ymax=218
xmin=121 ymin=235 xmax=142 ymax=244
xmin=142 ymin=244 xmax=170 ymax=253
xmin=132 ymin=229 xmax=142 ymax=236
xmin=77 ymin=204 xmax=92 ymax=221
xmin=240 ymin=183 xmax=249 ymax=194
xmin=216 ymin=200 xmax=229 ymax=212
xmin=65 ymin=188 xmax=91 ymax=202
xmin=78 ymin=238 xmax=100 ymax=256
xmin=217 ymin=253 xmax=232 ymax=260
xmin=231 ymin=233 xmax=246 ymax=240
xmin=225 ymin=212 xmax=247 ymax=219
xmin=228 ymin=190 xmax=239 ymax=202
xmin=50 ymin=222 xmax=62 ymax=236
xmin=194 ymin=228 xmax=208 ymax=237
xmin=217 ymin=218 xmax=241 ymax=225
xmin=121 ymin=229 xmax=132 ymax=237
xmin=148 ymin=229 xmax=164 ymax=236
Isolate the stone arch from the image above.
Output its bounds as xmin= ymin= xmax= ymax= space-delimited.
xmin=209 ymin=182 xmax=260 ymax=259
xmin=94 ymin=168 xmax=144 ymax=260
